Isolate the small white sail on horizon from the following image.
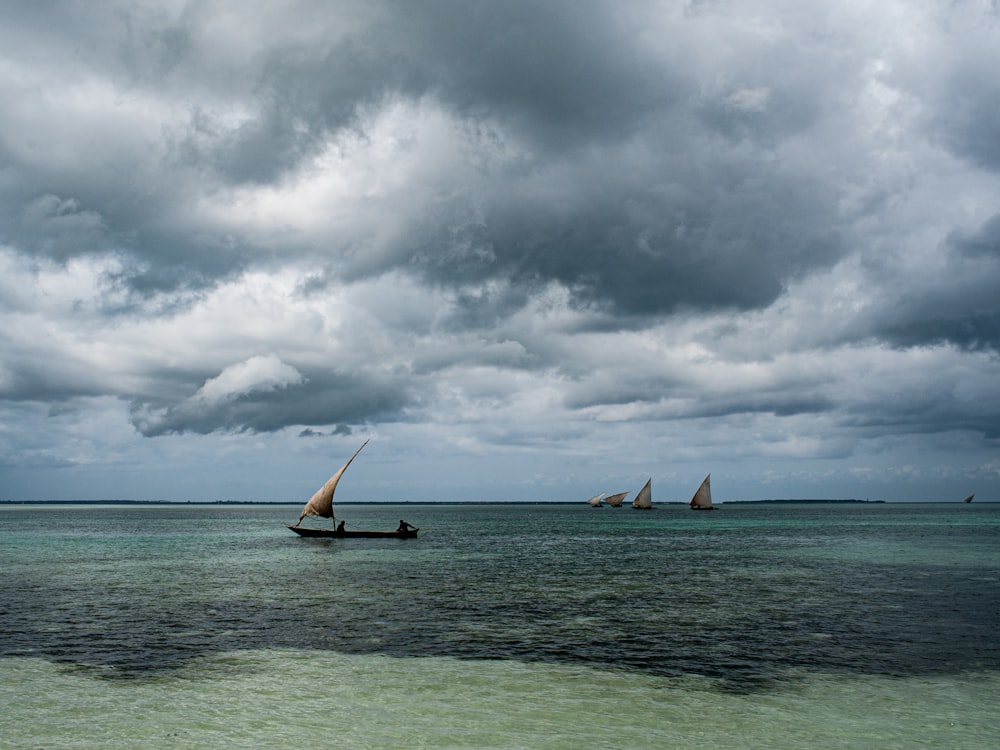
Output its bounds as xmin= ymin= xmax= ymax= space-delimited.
xmin=632 ymin=479 xmax=652 ymax=510
xmin=586 ymin=493 xmax=605 ymax=507
xmin=690 ymin=473 xmax=713 ymax=510
xmin=294 ymin=439 xmax=369 ymax=526
xmin=604 ymin=491 xmax=628 ymax=507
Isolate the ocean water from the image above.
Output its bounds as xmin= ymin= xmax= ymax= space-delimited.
xmin=2 ymin=501 xmax=998 ymax=748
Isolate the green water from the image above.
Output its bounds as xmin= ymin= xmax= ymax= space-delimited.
xmin=2 ymin=502 xmax=998 ymax=748
xmin=2 ymin=653 xmax=997 ymax=748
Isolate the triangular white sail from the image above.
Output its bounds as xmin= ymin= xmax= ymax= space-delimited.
xmin=690 ymin=473 xmax=713 ymax=509
xmin=294 ymin=439 xmax=369 ymax=526
xmin=632 ymin=479 xmax=652 ymax=509
xmin=586 ymin=493 xmax=605 ymax=507
xmin=604 ymin=491 xmax=628 ymax=507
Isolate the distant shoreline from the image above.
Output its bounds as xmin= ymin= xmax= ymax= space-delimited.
xmin=0 ymin=498 xmax=921 ymax=506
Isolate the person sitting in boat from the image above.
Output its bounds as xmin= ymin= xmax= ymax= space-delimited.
xmin=397 ymin=519 xmax=415 ymax=532
xmin=336 ymin=520 xmax=346 ymax=532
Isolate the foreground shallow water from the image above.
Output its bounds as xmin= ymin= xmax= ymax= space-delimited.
xmin=2 ymin=502 xmax=998 ymax=747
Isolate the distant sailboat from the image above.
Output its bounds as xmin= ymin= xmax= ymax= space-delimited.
xmin=586 ymin=493 xmax=605 ymax=507
xmin=604 ymin=491 xmax=628 ymax=508
xmin=963 ymin=493 xmax=974 ymax=504
xmin=632 ymin=479 xmax=652 ymax=510
xmin=690 ymin=474 xmax=714 ymax=510
xmin=288 ymin=440 xmax=418 ymax=539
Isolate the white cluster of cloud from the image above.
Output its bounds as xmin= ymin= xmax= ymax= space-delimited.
xmin=1 ymin=0 xmax=999 ymax=501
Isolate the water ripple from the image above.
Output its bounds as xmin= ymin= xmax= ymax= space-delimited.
xmin=2 ymin=502 xmax=999 ymax=692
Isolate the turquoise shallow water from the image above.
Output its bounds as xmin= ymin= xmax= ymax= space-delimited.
xmin=2 ymin=502 xmax=999 ymax=748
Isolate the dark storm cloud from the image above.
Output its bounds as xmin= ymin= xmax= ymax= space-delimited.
xmin=956 ymin=213 xmax=1000 ymax=261
xmin=874 ymin=214 xmax=1000 ymax=352
xmin=393 ymin=0 xmax=675 ymax=147
xmin=921 ymin=23 xmax=1000 ymax=173
xmin=564 ymin=375 xmax=833 ymax=421
xmin=2 ymin=0 xmax=850 ymax=315
xmin=173 ymin=1 xmax=671 ymax=182
xmin=936 ymin=77 xmax=1000 ymax=172
xmin=132 ymin=368 xmax=411 ymax=437
xmin=845 ymin=381 xmax=1000 ymax=441
xmin=2 ymin=0 xmax=1000 ymax=472
xmin=462 ymin=158 xmax=840 ymax=316
xmin=278 ymin=0 xmax=849 ymax=315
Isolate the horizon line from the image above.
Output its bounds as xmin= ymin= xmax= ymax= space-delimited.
xmin=3 ymin=498 xmax=990 ymax=505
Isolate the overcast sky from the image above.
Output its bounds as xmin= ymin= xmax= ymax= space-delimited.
xmin=2 ymin=0 xmax=999 ymax=503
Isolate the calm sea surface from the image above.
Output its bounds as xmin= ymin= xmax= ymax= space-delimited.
xmin=2 ymin=502 xmax=998 ymax=748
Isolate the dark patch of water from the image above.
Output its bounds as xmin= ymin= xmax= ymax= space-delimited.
xmin=2 ymin=503 xmax=998 ymax=692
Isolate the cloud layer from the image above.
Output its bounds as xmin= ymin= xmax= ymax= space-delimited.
xmin=2 ymin=0 xmax=999 ymax=501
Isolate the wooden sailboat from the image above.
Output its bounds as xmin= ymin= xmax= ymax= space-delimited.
xmin=604 ymin=491 xmax=628 ymax=508
xmin=689 ymin=473 xmax=714 ymax=510
xmin=632 ymin=479 xmax=652 ymax=510
xmin=287 ymin=440 xmax=418 ymax=538
xmin=586 ymin=493 xmax=605 ymax=507
xmin=289 ymin=525 xmax=417 ymax=538
xmin=963 ymin=493 xmax=974 ymax=503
